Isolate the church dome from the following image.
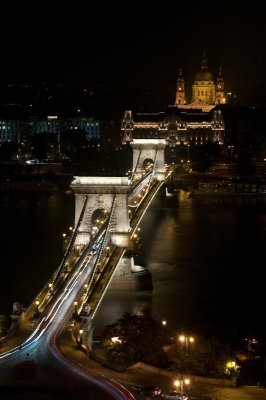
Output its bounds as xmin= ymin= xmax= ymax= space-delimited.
xmin=195 ymin=69 xmax=214 ymax=81
xmin=195 ymin=54 xmax=214 ymax=81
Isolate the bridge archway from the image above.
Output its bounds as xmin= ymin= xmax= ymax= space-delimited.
xmin=142 ymin=158 xmax=154 ymax=172
xmin=90 ymin=208 xmax=109 ymax=238
xmin=70 ymin=176 xmax=131 ymax=247
xmin=131 ymin=139 xmax=166 ymax=181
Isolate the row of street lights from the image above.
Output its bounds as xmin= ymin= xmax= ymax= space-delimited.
xmin=174 ymin=377 xmax=190 ymax=395
xmin=177 ymin=334 xmax=193 ymax=396
xmin=179 ymin=335 xmax=195 ymax=354
xmin=161 ymin=323 xmax=193 ymax=395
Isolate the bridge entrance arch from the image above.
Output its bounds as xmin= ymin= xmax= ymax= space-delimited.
xmin=70 ymin=176 xmax=131 ymax=247
xmin=131 ymin=139 xmax=166 ymax=181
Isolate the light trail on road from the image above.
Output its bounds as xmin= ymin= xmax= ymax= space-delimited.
xmin=0 ymin=172 xmax=168 ymax=398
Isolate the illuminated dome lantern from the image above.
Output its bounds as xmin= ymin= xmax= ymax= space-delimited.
xmin=195 ymin=55 xmax=214 ymax=81
xmin=192 ymin=53 xmax=216 ymax=104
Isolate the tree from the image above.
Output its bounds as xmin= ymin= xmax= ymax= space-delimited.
xmin=30 ymin=134 xmax=47 ymax=161
xmin=0 ymin=143 xmax=18 ymax=162
xmin=60 ymin=129 xmax=88 ymax=161
xmin=0 ymin=314 xmax=10 ymax=336
xmin=237 ymin=149 xmax=255 ymax=176
xmin=167 ymin=335 xmax=232 ymax=377
xmin=192 ymin=145 xmax=211 ymax=174
xmin=102 ymin=312 xmax=170 ymax=368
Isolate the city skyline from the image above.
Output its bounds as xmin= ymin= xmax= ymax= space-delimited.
xmin=1 ymin=5 xmax=266 ymax=102
xmin=0 ymin=4 xmax=265 ymax=397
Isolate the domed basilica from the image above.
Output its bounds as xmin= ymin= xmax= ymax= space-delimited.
xmin=175 ymin=54 xmax=225 ymax=111
xmin=121 ymin=55 xmax=225 ymax=146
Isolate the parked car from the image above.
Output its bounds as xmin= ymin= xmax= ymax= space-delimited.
xmin=141 ymin=385 xmax=162 ymax=397
xmin=162 ymin=390 xmax=188 ymax=400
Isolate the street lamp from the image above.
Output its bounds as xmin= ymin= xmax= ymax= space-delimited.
xmin=228 ymin=145 xmax=234 ymax=164
xmin=35 ymin=300 xmax=40 ymax=318
xmin=79 ymin=329 xmax=83 ymax=344
xmin=187 ymin=144 xmax=190 ymax=163
xmin=73 ymin=301 xmax=78 ymax=317
xmin=179 ymin=335 xmax=194 ymax=354
xmin=162 ymin=320 xmax=167 ymax=327
xmin=174 ymin=377 xmax=190 ymax=395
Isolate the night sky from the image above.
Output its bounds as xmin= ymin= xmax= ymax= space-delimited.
xmin=1 ymin=4 xmax=266 ymax=104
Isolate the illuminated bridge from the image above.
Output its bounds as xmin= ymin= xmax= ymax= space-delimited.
xmin=0 ymin=128 xmax=173 ymax=399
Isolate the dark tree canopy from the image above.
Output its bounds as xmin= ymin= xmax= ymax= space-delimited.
xmin=167 ymin=335 xmax=233 ymax=378
xmin=102 ymin=312 xmax=170 ymax=368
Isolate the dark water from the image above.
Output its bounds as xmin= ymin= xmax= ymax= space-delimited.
xmin=0 ymin=191 xmax=74 ymax=314
xmin=0 ymin=189 xmax=265 ymax=344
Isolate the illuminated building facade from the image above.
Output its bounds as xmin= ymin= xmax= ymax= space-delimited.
xmin=0 ymin=120 xmax=21 ymax=143
xmin=32 ymin=116 xmax=100 ymax=141
xmin=176 ymin=54 xmax=225 ymax=108
xmin=122 ymin=55 xmax=225 ymax=146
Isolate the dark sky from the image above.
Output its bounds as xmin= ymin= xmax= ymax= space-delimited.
xmin=1 ymin=4 xmax=266 ymax=101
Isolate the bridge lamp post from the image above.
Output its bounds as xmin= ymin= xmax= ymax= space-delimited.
xmin=79 ymin=329 xmax=83 ymax=345
xmin=35 ymin=300 xmax=40 ymax=318
xmin=228 ymin=145 xmax=234 ymax=164
xmin=62 ymin=233 xmax=67 ymax=248
xmin=48 ymin=283 xmax=53 ymax=294
xmin=187 ymin=144 xmax=190 ymax=163
xmin=73 ymin=301 xmax=78 ymax=317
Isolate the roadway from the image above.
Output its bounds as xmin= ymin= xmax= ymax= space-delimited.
xmin=0 ymin=172 xmax=161 ymax=399
xmin=0 ymin=230 xmax=137 ymax=399
xmin=1 ymin=166 xmax=265 ymax=400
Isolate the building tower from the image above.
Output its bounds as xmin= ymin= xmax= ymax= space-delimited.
xmin=215 ymin=66 xmax=225 ymax=104
xmin=192 ymin=54 xmax=215 ymax=104
xmin=175 ymin=68 xmax=185 ymax=105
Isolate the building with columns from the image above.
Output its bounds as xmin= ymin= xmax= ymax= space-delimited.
xmin=176 ymin=54 xmax=225 ymax=108
xmin=122 ymin=55 xmax=225 ymax=147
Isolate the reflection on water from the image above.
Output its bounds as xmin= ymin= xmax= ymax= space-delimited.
xmin=1 ymin=189 xmax=265 ymax=343
xmin=95 ymin=189 xmax=266 ymax=342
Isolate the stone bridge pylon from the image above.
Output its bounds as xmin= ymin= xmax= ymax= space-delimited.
xmin=70 ymin=175 xmax=153 ymax=291
xmin=121 ymin=110 xmax=167 ymax=181
xmin=70 ymin=176 xmax=131 ymax=247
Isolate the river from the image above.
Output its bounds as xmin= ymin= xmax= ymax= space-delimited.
xmin=0 ymin=189 xmax=265 ymax=345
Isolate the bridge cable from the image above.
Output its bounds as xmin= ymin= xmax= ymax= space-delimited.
xmin=80 ymin=195 xmax=117 ymax=310
xmin=52 ymin=195 xmax=89 ymax=287
xmin=130 ymin=148 xmax=141 ymax=182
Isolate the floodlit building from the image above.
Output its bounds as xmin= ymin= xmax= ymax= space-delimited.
xmin=122 ymin=55 xmax=225 ymax=146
